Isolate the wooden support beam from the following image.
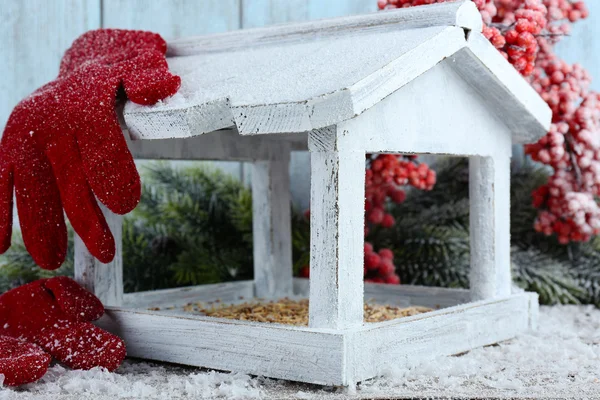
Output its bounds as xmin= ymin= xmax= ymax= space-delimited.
xmin=252 ymin=145 xmax=293 ymax=298
xmin=469 ymin=155 xmax=511 ymax=301
xmin=307 ymin=128 xmax=365 ymax=329
xmin=74 ymin=204 xmax=124 ymax=306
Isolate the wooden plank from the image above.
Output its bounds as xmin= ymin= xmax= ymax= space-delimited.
xmin=172 ymin=0 xmax=481 ymax=55
xmin=103 ymin=0 xmax=243 ymax=177
xmin=252 ymin=149 xmax=294 ymax=298
xmin=74 ymin=204 xmax=123 ymax=306
xmin=97 ymin=307 xmax=346 ymax=385
xmin=307 ymin=128 xmax=365 ymax=329
xmin=348 ymin=293 xmax=536 ymax=383
xmin=126 ymin=129 xmax=306 ymax=161
xmin=454 ymin=33 xmax=552 ymax=144
xmin=306 ymin=0 xmax=377 ymax=20
xmin=337 ymin=59 xmax=514 ymax=157
xmin=124 ymin=25 xmax=464 ymax=137
xmin=0 ymin=0 xmax=100 ymax=128
xmin=122 ymin=281 xmax=255 ymax=308
xmin=469 ymin=155 xmax=511 ymax=300
xmin=101 ymin=0 xmax=240 ymax=38
xmin=294 ymin=278 xmax=471 ymax=309
xmin=554 ymin=0 xmax=600 ymax=92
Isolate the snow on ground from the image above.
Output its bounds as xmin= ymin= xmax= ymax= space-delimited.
xmin=1 ymin=305 xmax=599 ymax=400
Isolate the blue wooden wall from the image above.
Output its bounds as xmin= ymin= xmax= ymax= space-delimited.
xmin=1 ymin=0 xmax=598 ymax=211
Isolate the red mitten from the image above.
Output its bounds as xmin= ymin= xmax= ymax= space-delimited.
xmin=0 ymin=29 xmax=181 ymax=270
xmin=0 ymin=336 xmax=51 ymax=386
xmin=0 ymin=277 xmax=126 ymax=373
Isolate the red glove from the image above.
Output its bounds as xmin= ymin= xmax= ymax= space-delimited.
xmin=0 ymin=29 xmax=181 ymax=270
xmin=0 ymin=276 xmax=126 ymax=386
xmin=0 ymin=336 xmax=51 ymax=386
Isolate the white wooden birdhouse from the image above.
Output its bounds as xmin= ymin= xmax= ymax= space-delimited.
xmin=76 ymin=1 xmax=551 ymax=386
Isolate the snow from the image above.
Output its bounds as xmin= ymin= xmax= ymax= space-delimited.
xmin=1 ymin=305 xmax=599 ymax=400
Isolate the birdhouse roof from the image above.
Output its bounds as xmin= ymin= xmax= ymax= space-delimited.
xmin=123 ymin=0 xmax=551 ymax=144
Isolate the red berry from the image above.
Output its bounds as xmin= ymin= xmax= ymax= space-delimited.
xmin=378 ymin=258 xmax=395 ymax=276
xmin=299 ymin=265 xmax=310 ymax=278
xmin=381 ymin=214 xmax=395 ymax=228
xmin=379 ymin=248 xmax=394 ymax=260
xmin=365 ymin=253 xmax=382 ymax=270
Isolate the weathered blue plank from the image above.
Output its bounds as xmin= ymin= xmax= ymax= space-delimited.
xmin=102 ymin=0 xmax=243 ymax=178
xmin=0 ymin=0 xmax=101 ymax=128
xmin=102 ymin=0 xmax=241 ymax=39
xmin=554 ymin=1 xmax=600 ymax=91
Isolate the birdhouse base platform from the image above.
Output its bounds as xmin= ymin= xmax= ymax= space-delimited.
xmin=96 ymin=280 xmax=538 ymax=386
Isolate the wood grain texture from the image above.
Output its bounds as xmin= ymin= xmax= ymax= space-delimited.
xmin=102 ymin=0 xmax=243 ymax=178
xmin=127 ymin=129 xmax=306 ymax=161
xmin=348 ymin=293 xmax=537 ymax=384
xmin=172 ymin=0 xmax=481 ymax=55
xmin=307 ymin=128 xmax=365 ymax=329
xmin=123 ymin=281 xmax=255 ymax=308
xmin=74 ymin=204 xmax=123 ymax=306
xmin=452 ymin=33 xmax=551 ymax=144
xmin=336 ymin=60 xmax=514 ymax=157
xmin=0 ymin=0 xmax=100 ymax=128
xmin=554 ymin=0 xmax=600 ymax=92
xmin=124 ymin=6 xmax=549 ymax=141
xmin=469 ymin=155 xmax=511 ymax=300
xmin=102 ymin=0 xmax=240 ymax=39
xmin=97 ymin=292 xmax=538 ymax=386
xmin=97 ymin=307 xmax=346 ymax=385
xmin=252 ymin=150 xmax=294 ymax=298
xmin=294 ymin=278 xmax=472 ymax=309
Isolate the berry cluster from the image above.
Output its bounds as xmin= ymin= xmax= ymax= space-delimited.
xmin=364 ymin=242 xmax=401 ymax=284
xmin=366 ymin=154 xmax=435 ymax=233
xmin=379 ymin=0 xmax=549 ymax=76
xmin=379 ymin=0 xmax=598 ymax=245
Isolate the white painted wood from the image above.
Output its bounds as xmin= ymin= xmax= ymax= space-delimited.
xmin=469 ymin=155 xmax=511 ymax=300
xmin=252 ymin=147 xmax=294 ymax=298
xmin=97 ymin=307 xmax=346 ymax=385
xmin=453 ymin=32 xmax=552 ymax=143
xmin=122 ymin=281 xmax=255 ymax=309
xmin=97 ymin=293 xmax=538 ymax=385
xmin=307 ymin=128 xmax=365 ymax=329
xmin=294 ymin=278 xmax=471 ymax=309
xmin=124 ymin=24 xmax=460 ymax=137
xmin=336 ymin=60 xmax=514 ymax=157
xmin=123 ymin=2 xmax=549 ymax=141
xmin=126 ymin=129 xmax=306 ymax=161
xmin=74 ymin=204 xmax=123 ymax=306
xmin=171 ymin=1 xmax=481 ymax=55
xmin=102 ymin=0 xmax=244 ymax=178
xmin=348 ymin=293 xmax=536 ymax=384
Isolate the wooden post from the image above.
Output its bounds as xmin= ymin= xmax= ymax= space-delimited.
xmin=469 ymin=154 xmax=511 ymax=301
xmin=252 ymin=145 xmax=293 ymax=299
xmin=74 ymin=203 xmax=124 ymax=306
xmin=308 ymin=128 xmax=365 ymax=329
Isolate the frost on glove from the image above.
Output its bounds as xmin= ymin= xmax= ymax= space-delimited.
xmin=0 ymin=336 xmax=51 ymax=387
xmin=0 ymin=29 xmax=181 ymax=270
xmin=0 ymin=277 xmax=126 ymax=386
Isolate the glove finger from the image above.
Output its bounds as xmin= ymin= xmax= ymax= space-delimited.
xmin=45 ymin=134 xmax=115 ymax=263
xmin=76 ymin=105 xmax=141 ymax=215
xmin=13 ymin=140 xmax=67 ymax=270
xmin=0 ymin=336 xmax=51 ymax=386
xmin=0 ymin=160 xmax=14 ymax=254
xmin=44 ymin=276 xmax=104 ymax=322
xmin=36 ymin=323 xmax=126 ymax=372
xmin=122 ymin=51 xmax=181 ymax=105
